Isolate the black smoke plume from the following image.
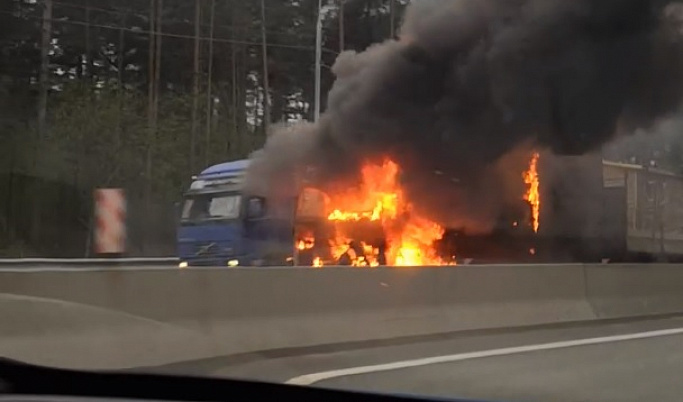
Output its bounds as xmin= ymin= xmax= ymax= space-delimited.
xmin=247 ymin=0 xmax=683 ymax=232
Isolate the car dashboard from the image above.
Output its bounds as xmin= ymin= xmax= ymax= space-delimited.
xmin=0 ymin=359 xmax=491 ymax=402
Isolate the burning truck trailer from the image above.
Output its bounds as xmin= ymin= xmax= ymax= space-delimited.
xmin=513 ymin=152 xmax=607 ymax=263
xmin=436 ymin=203 xmax=538 ymax=264
xmin=424 ymin=152 xmax=543 ymax=264
xmin=528 ymin=152 xmax=609 ymax=262
xmin=464 ymin=152 xmax=683 ymax=264
xmin=258 ymin=147 xmax=561 ymax=266
xmin=287 ymin=149 xmax=550 ymax=266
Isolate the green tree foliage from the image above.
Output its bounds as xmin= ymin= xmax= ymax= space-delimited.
xmin=0 ymin=0 xmax=403 ymax=256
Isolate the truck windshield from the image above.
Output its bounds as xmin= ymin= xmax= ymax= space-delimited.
xmin=181 ymin=193 xmax=242 ymax=223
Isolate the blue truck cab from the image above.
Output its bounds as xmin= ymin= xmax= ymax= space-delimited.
xmin=177 ymin=158 xmax=324 ymax=266
xmin=177 ymin=159 xmax=251 ymax=266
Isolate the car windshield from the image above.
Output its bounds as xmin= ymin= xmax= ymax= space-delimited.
xmin=181 ymin=193 xmax=241 ymax=222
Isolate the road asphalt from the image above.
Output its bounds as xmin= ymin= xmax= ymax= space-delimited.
xmin=144 ymin=315 xmax=683 ymax=401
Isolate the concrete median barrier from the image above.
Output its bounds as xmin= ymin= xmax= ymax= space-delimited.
xmin=0 ymin=293 xmax=211 ymax=369
xmin=2 ymin=264 xmax=683 ymax=370
xmin=0 ymin=265 xmax=595 ymax=369
xmin=585 ymin=264 xmax=683 ymax=318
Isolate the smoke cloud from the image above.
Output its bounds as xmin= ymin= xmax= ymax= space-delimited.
xmin=247 ymin=0 xmax=683 ymax=232
xmin=604 ymin=112 xmax=683 ymax=168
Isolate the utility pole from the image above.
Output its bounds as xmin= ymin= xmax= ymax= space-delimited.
xmin=116 ymin=11 xmax=127 ymax=149
xmin=339 ymin=0 xmax=344 ymax=52
xmin=117 ymin=14 xmax=126 ymax=91
xmin=260 ymin=0 xmax=271 ymax=133
xmin=190 ymin=0 xmax=201 ymax=173
xmin=145 ymin=0 xmax=162 ymax=252
xmin=38 ymin=0 xmax=53 ymax=138
xmin=314 ymin=0 xmax=322 ymax=122
xmin=146 ymin=0 xmax=156 ymax=135
xmin=389 ymin=0 xmax=395 ymax=38
xmin=33 ymin=0 xmax=53 ymax=244
xmin=154 ymin=0 xmax=162 ymax=120
xmin=84 ymin=0 xmax=93 ymax=78
xmin=205 ymin=0 xmax=216 ymax=166
xmin=230 ymin=0 xmax=239 ymax=155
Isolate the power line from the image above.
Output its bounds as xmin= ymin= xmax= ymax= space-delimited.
xmin=0 ymin=10 xmax=339 ymax=54
xmin=50 ymin=0 xmax=321 ymax=41
xmin=52 ymin=0 xmax=131 ymax=16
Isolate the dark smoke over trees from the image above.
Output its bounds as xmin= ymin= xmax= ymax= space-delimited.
xmin=249 ymin=0 xmax=683 ymax=232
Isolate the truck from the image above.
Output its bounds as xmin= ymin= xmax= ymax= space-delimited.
xmin=176 ymin=159 xmax=255 ymax=266
xmin=176 ymin=158 xmax=344 ymax=266
xmin=177 ymin=155 xmax=683 ymax=266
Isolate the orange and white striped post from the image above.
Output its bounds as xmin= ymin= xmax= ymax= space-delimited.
xmin=94 ymin=188 xmax=126 ymax=255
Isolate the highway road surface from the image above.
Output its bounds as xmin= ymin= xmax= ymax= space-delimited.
xmin=147 ymin=316 xmax=683 ymax=402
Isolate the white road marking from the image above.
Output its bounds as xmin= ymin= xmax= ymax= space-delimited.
xmin=285 ymin=327 xmax=683 ymax=385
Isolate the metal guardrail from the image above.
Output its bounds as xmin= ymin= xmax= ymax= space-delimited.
xmin=0 ymin=258 xmax=178 ymax=266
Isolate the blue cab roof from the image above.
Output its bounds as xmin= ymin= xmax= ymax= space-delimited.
xmin=198 ymin=159 xmax=250 ymax=180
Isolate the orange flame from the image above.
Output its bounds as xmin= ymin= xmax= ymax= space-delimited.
xmin=523 ymin=152 xmax=540 ymax=233
xmin=327 ymin=161 xmax=401 ymax=223
xmin=296 ymin=237 xmax=315 ymax=250
xmin=317 ymin=159 xmax=451 ymax=266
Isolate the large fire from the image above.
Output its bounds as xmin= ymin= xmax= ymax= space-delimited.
xmin=294 ymin=154 xmax=541 ymax=266
xmin=523 ymin=152 xmax=540 ymax=232
xmin=301 ymin=159 xmax=452 ymax=267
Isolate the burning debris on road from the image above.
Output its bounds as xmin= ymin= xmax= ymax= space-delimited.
xmin=246 ymin=0 xmax=683 ymax=266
